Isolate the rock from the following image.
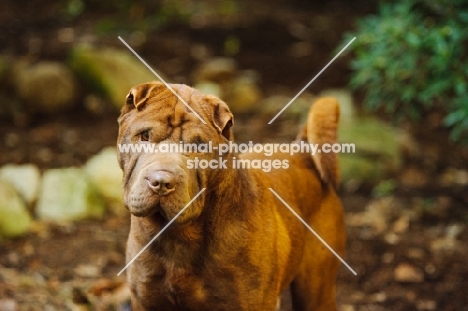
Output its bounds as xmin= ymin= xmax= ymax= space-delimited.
xmin=394 ymin=263 xmax=424 ymax=283
xmin=258 ymin=94 xmax=312 ymax=123
xmin=425 ymin=262 xmax=437 ymax=275
xmin=445 ymin=223 xmax=465 ymax=239
xmin=399 ymin=167 xmax=428 ymax=187
xmin=74 ymin=264 xmax=101 ymax=278
xmin=407 ymin=248 xmax=425 ymax=260
xmin=13 ymin=60 xmax=77 ymax=113
xmin=439 ymin=168 xmax=468 ymax=186
xmin=256 ymin=88 xmax=400 ymax=184
xmin=84 ymin=147 xmax=124 ymax=214
xmin=193 ymin=58 xmax=262 ymax=114
xmin=70 ymin=45 xmax=163 ymax=111
xmin=393 ymin=215 xmax=410 ymax=233
xmin=193 ymin=57 xmax=237 ymax=83
xmin=339 ymin=155 xmax=384 ymax=185
xmin=36 ymin=168 xmax=105 ymax=221
xmin=193 ymin=82 xmax=221 ymax=98
xmin=84 ymin=94 xmax=107 ymax=115
xmin=340 ymin=304 xmax=356 ymax=311
xmin=416 ymin=300 xmax=437 ymax=311
xmin=370 ymin=292 xmax=387 ymax=303
xmin=381 ymin=252 xmax=394 ymax=264
xmin=0 ymin=299 xmax=16 ymax=311
xmin=0 ymin=164 xmax=41 ymax=205
xmin=383 ymin=232 xmax=400 ymax=245
xmin=288 ymin=41 xmax=313 ymax=58
xmin=0 ymin=180 xmax=32 ymax=238
xmin=430 ymin=237 xmax=466 ymax=255
xmin=190 ymin=44 xmax=212 ymax=61
xmin=259 ymin=95 xmax=294 ymax=113
xmin=222 ymin=76 xmax=262 ymax=114
xmin=339 ymin=117 xmax=402 ymax=184
xmin=347 ymin=198 xmax=401 ymax=236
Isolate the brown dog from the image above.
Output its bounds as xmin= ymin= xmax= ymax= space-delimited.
xmin=117 ymin=82 xmax=345 ymax=310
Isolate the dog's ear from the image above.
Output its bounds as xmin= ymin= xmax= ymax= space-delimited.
xmin=122 ymin=83 xmax=160 ymax=114
xmin=204 ymin=95 xmax=234 ymax=140
xmin=306 ymin=98 xmax=340 ymax=188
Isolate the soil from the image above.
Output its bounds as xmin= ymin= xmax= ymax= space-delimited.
xmin=1 ymin=0 xmax=468 ymax=310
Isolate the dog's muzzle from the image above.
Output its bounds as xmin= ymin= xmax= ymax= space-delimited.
xmin=145 ymin=170 xmax=176 ymax=196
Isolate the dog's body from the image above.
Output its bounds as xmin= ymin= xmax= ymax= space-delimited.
xmin=117 ymin=82 xmax=345 ymax=311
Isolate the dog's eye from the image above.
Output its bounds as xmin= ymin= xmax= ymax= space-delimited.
xmin=139 ymin=130 xmax=150 ymax=142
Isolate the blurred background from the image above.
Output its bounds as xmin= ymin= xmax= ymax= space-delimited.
xmin=0 ymin=0 xmax=467 ymax=310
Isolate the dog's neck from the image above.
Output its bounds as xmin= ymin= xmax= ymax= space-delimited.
xmin=132 ymin=162 xmax=257 ymax=262
xmin=204 ymin=154 xmax=258 ymax=215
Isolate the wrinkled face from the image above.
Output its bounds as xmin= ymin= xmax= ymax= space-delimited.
xmin=117 ymin=82 xmax=233 ymax=224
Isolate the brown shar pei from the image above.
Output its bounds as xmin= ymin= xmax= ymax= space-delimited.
xmin=117 ymin=82 xmax=346 ymax=311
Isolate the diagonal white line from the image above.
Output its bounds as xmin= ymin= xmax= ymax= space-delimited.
xmin=117 ymin=188 xmax=206 ymax=276
xmin=268 ymin=36 xmax=356 ymax=124
xmin=268 ymin=187 xmax=357 ymax=275
xmin=118 ymin=36 xmax=207 ymax=124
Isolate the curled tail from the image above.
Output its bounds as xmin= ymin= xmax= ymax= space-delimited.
xmin=297 ymin=98 xmax=340 ymax=188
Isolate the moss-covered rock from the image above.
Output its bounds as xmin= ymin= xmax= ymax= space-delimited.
xmin=222 ymin=76 xmax=262 ymax=114
xmin=69 ymin=45 xmax=163 ymax=110
xmin=13 ymin=60 xmax=77 ymax=113
xmin=339 ymin=117 xmax=402 ymax=184
xmin=0 ymin=181 xmax=32 ymax=238
xmin=84 ymin=147 xmax=125 ymax=215
xmin=36 ymin=168 xmax=105 ymax=221
xmin=0 ymin=164 xmax=41 ymax=206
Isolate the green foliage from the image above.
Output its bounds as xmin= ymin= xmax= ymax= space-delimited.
xmin=343 ymin=0 xmax=468 ymax=141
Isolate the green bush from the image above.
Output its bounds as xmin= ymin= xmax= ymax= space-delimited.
xmin=343 ymin=0 xmax=468 ymax=141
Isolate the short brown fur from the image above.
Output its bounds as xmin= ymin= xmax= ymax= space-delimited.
xmin=117 ymin=82 xmax=345 ymax=310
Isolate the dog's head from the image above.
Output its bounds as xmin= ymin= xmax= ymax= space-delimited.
xmin=117 ymin=82 xmax=233 ymax=223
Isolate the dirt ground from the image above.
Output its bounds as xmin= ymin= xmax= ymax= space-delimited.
xmin=1 ymin=0 xmax=468 ymax=310
xmin=1 ymin=111 xmax=468 ymax=311
xmin=1 ymin=187 xmax=467 ymax=310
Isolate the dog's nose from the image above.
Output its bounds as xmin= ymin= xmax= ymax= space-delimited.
xmin=146 ymin=171 xmax=176 ymax=195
